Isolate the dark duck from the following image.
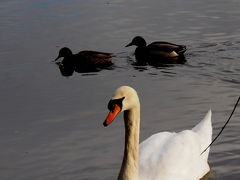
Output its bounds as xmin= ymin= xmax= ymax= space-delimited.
xmin=55 ymin=47 xmax=113 ymax=74
xmin=126 ymin=36 xmax=186 ymax=65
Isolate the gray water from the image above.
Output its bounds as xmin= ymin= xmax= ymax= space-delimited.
xmin=0 ymin=0 xmax=240 ymax=179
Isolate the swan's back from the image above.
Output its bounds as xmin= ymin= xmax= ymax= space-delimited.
xmin=192 ymin=110 xmax=212 ymax=161
xmin=139 ymin=110 xmax=212 ymax=180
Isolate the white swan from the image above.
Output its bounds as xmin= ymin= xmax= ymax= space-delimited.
xmin=103 ymin=86 xmax=212 ymax=180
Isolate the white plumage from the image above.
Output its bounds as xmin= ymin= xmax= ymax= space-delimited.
xmin=140 ymin=110 xmax=212 ymax=180
xmin=103 ymin=86 xmax=212 ymax=180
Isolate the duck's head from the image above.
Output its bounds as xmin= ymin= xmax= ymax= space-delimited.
xmin=55 ymin=47 xmax=73 ymax=61
xmin=125 ymin=36 xmax=147 ymax=48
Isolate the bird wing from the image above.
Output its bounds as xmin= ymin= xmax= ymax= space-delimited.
xmin=148 ymin=41 xmax=186 ymax=53
xmin=139 ymin=124 xmax=210 ymax=180
xmin=77 ymin=51 xmax=113 ymax=64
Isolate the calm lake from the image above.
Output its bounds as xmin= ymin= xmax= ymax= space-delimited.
xmin=0 ymin=0 xmax=239 ymax=179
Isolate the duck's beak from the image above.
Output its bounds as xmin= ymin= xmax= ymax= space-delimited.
xmin=125 ymin=42 xmax=133 ymax=47
xmin=54 ymin=55 xmax=61 ymax=61
xmin=103 ymin=104 xmax=121 ymax=127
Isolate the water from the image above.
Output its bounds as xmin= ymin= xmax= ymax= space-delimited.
xmin=0 ymin=0 xmax=239 ymax=179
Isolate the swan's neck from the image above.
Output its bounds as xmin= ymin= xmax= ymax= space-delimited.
xmin=118 ymin=107 xmax=140 ymax=180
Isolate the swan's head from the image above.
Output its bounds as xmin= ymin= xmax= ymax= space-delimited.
xmin=103 ymin=86 xmax=140 ymax=127
xmin=55 ymin=47 xmax=73 ymax=61
xmin=125 ymin=36 xmax=147 ymax=48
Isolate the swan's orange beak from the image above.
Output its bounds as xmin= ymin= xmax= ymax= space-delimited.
xmin=103 ymin=104 xmax=121 ymax=127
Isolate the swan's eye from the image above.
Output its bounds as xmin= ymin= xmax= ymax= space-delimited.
xmin=108 ymin=97 xmax=125 ymax=112
xmin=107 ymin=100 xmax=115 ymax=112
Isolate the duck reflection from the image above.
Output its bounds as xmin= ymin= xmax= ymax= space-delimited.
xmin=126 ymin=36 xmax=187 ymax=67
xmin=54 ymin=47 xmax=113 ymax=76
xmin=56 ymin=61 xmax=75 ymax=77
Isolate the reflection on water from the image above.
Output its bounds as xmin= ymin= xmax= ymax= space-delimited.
xmin=0 ymin=0 xmax=240 ymax=180
xmin=200 ymin=168 xmax=216 ymax=180
xmin=132 ymin=57 xmax=186 ymax=69
xmin=128 ymin=56 xmax=185 ymax=73
xmin=56 ymin=60 xmax=114 ymax=77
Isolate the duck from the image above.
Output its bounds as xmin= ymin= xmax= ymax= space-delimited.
xmin=55 ymin=47 xmax=113 ymax=72
xmin=126 ymin=36 xmax=186 ymax=65
xmin=56 ymin=61 xmax=75 ymax=77
xmin=103 ymin=86 xmax=212 ymax=180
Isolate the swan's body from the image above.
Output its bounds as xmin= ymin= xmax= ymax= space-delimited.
xmin=103 ymin=86 xmax=212 ymax=180
xmin=126 ymin=36 xmax=186 ymax=65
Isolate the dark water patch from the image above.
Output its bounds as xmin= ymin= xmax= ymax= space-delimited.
xmin=220 ymin=78 xmax=240 ymax=85
xmin=198 ymin=43 xmax=218 ymax=48
xmin=220 ymin=56 xmax=234 ymax=60
xmin=133 ymin=66 xmax=149 ymax=72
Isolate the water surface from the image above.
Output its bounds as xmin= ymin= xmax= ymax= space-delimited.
xmin=0 ymin=0 xmax=240 ymax=180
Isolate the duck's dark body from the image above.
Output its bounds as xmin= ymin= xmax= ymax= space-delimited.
xmin=75 ymin=50 xmax=113 ymax=71
xmin=55 ymin=47 xmax=113 ymax=75
xmin=126 ymin=36 xmax=186 ymax=65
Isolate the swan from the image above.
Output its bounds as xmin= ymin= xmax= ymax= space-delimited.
xmin=126 ymin=36 xmax=186 ymax=65
xmin=103 ymin=86 xmax=212 ymax=180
